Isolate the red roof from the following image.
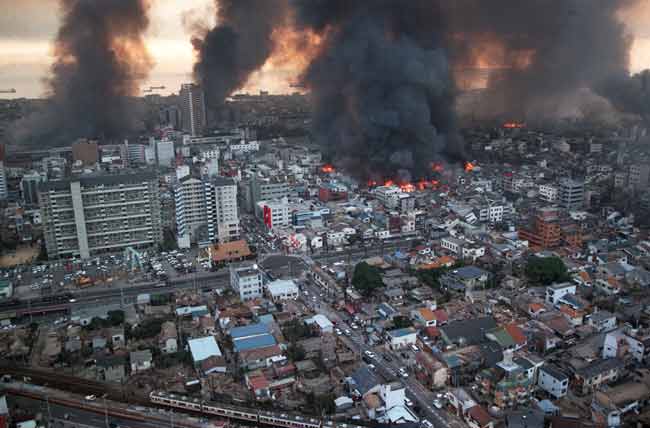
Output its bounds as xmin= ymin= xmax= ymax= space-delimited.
xmin=504 ymin=323 xmax=527 ymax=346
xmin=432 ymin=309 xmax=449 ymax=323
xmin=467 ymin=405 xmax=492 ymax=427
xmin=248 ymin=375 xmax=270 ymax=391
xmin=424 ymin=326 xmax=440 ymax=338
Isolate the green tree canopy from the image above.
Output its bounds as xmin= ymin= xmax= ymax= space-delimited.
xmin=525 ymin=256 xmax=570 ymax=286
xmin=352 ymin=262 xmax=383 ymax=297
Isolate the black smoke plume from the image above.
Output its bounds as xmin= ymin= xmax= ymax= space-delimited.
xmin=12 ymin=0 xmax=152 ymax=147
xmin=292 ymin=0 xmax=462 ymax=182
xmin=595 ymin=70 xmax=650 ymax=124
xmin=192 ymin=0 xmax=288 ymax=108
xmin=446 ymin=0 xmax=637 ymax=122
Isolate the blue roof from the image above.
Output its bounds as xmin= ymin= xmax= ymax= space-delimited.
xmin=388 ymin=327 xmax=416 ymax=338
xmin=230 ymin=323 xmax=269 ymax=339
xmin=233 ymin=334 xmax=277 ymax=352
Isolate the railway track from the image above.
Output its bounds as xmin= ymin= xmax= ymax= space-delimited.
xmin=0 ymin=363 xmax=149 ymax=406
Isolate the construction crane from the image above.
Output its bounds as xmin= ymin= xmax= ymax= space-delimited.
xmin=124 ymin=246 xmax=145 ymax=272
xmin=142 ymin=85 xmax=166 ymax=94
xmin=0 ymin=88 xmax=16 ymax=94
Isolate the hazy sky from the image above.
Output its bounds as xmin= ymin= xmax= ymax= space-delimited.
xmin=3 ymin=0 xmax=650 ymax=99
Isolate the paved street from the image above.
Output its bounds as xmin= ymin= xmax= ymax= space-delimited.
xmin=299 ymin=262 xmax=464 ymax=428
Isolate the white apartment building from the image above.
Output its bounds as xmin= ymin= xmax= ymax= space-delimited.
xmin=545 ymin=282 xmax=577 ymax=306
xmin=539 ymin=184 xmax=558 ymax=202
xmin=206 ymin=177 xmax=240 ymax=243
xmin=537 ymin=365 xmax=569 ymax=399
xmin=374 ymin=185 xmax=403 ymax=209
xmin=266 ymin=279 xmax=299 ymax=302
xmin=441 ymin=236 xmax=463 ymax=255
xmin=478 ymin=204 xmax=505 ymax=223
xmin=175 ymin=176 xmax=240 ymax=244
xmin=230 ymin=264 xmax=264 ymax=301
xmin=257 ymin=199 xmax=291 ymax=229
xmin=175 ymin=176 xmax=207 ymax=242
xmin=230 ymin=140 xmax=260 ymax=155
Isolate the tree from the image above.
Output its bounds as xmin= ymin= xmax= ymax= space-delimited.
xmin=107 ymin=310 xmax=125 ymax=326
xmin=352 ymin=262 xmax=384 ymax=297
xmin=286 ymin=343 xmax=306 ymax=361
xmin=524 ymin=256 xmax=570 ymax=286
xmin=392 ymin=315 xmax=413 ymax=329
xmin=282 ymin=319 xmax=314 ymax=342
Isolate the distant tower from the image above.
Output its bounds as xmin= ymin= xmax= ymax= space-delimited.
xmin=179 ymin=83 xmax=207 ymax=137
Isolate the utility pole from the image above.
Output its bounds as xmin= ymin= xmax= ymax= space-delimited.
xmin=103 ymin=395 xmax=109 ymax=428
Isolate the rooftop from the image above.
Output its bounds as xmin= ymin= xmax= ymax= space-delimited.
xmin=188 ymin=336 xmax=222 ymax=362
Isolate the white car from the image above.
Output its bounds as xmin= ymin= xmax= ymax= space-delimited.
xmin=335 ymin=328 xmax=343 ymax=336
xmin=344 ymin=329 xmax=351 ymax=336
xmin=364 ymin=350 xmax=376 ymax=359
xmin=405 ymin=398 xmax=414 ymax=407
xmin=85 ymin=395 xmax=97 ymax=401
xmin=433 ymin=399 xmax=443 ymax=409
xmin=421 ymin=420 xmax=433 ymax=428
xmin=399 ymin=368 xmax=409 ymax=378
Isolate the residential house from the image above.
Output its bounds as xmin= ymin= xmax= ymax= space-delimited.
xmin=545 ymin=283 xmax=576 ymax=306
xmin=440 ymin=317 xmax=497 ymax=347
xmin=587 ymin=311 xmax=617 ymax=333
xmin=159 ymin=321 xmax=178 ymax=354
xmin=387 ymin=328 xmax=417 ymax=350
xmin=130 ymin=350 xmax=153 ymax=373
xmin=466 ymin=405 xmax=494 ymax=428
xmin=574 ymin=358 xmax=624 ymax=395
xmin=95 ymin=355 xmax=126 ymax=383
xmin=537 ymin=365 xmax=569 ymax=399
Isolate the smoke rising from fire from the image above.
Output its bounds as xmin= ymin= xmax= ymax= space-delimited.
xmin=291 ymin=0 xmax=463 ymax=182
xmin=12 ymin=0 xmax=152 ymax=146
xmin=192 ymin=0 xmax=289 ymax=108
xmin=595 ymin=69 xmax=650 ymax=124
xmin=446 ymin=0 xmax=638 ymax=121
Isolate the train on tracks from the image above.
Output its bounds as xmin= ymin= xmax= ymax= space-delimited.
xmin=150 ymin=391 xmax=364 ymax=428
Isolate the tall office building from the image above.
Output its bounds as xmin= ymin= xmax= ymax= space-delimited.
xmin=559 ymin=178 xmax=585 ymax=211
xmin=39 ymin=172 xmax=162 ymax=259
xmin=180 ymin=83 xmax=207 ymax=137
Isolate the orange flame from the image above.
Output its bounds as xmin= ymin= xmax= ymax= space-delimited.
xmin=400 ymin=183 xmax=416 ymax=193
xmin=465 ymin=162 xmax=475 ymax=172
xmin=503 ymin=122 xmax=525 ymax=129
xmin=384 ymin=179 xmax=395 ymax=187
xmin=431 ymin=162 xmax=444 ymax=173
xmin=321 ymin=164 xmax=335 ymax=173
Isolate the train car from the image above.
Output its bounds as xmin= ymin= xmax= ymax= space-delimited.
xmin=150 ymin=391 xmax=366 ymax=428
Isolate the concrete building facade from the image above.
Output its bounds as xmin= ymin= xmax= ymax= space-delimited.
xmin=39 ymin=172 xmax=162 ymax=259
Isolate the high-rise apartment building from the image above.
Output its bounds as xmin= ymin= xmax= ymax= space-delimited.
xmin=39 ymin=172 xmax=162 ymax=259
xmin=559 ymin=178 xmax=584 ymax=211
xmin=175 ymin=176 xmax=207 ymax=242
xmin=21 ymin=172 xmax=44 ymax=208
xmin=206 ymin=177 xmax=240 ymax=243
xmin=179 ymin=83 xmax=207 ymax=137
xmin=175 ymin=175 xmax=240 ymax=244
xmin=156 ymin=140 xmax=175 ymax=167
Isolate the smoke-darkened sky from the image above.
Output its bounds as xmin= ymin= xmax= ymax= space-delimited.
xmin=3 ymin=0 xmax=650 ymax=99
xmin=0 ymin=0 xmax=300 ymax=98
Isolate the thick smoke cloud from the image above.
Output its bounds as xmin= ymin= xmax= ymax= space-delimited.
xmin=192 ymin=0 xmax=288 ymax=108
xmin=292 ymin=0 xmax=462 ymax=181
xmin=12 ymin=0 xmax=152 ymax=147
xmin=446 ymin=0 xmax=636 ymax=121
xmin=595 ymin=70 xmax=650 ymax=124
